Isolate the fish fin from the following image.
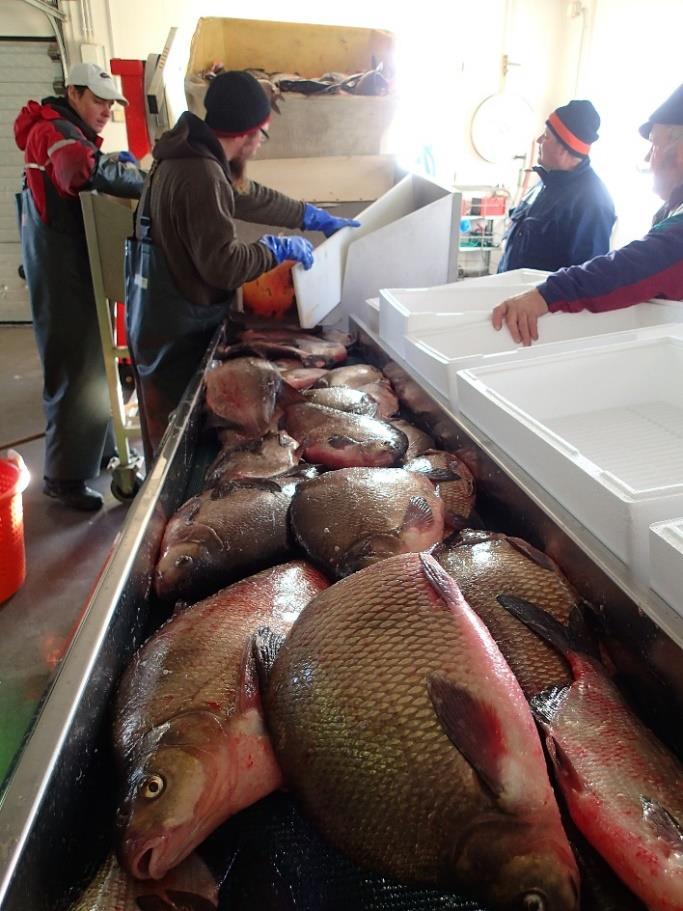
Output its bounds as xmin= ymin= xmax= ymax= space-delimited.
xmin=431 ymin=467 xmax=464 ymax=482
xmin=419 ymin=552 xmax=464 ymax=606
xmin=640 ymin=797 xmax=683 ymax=849
xmin=278 ymin=382 xmax=305 ymax=407
xmin=252 ymin=626 xmax=288 ymax=693
xmin=545 ymin=735 xmax=585 ymax=794
xmin=401 ymin=496 xmax=436 ymax=532
xmin=327 ymin=435 xmax=357 ymax=449
xmin=497 ymin=594 xmax=571 ymax=657
xmin=506 ymin=536 xmax=559 ymax=573
xmin=567 ymin=602 xmax=601 ymax=659
xmin=427 ymin=671 xmax=505 ymax=798
xmin=530 ymin=685 xmax=571 ymax=725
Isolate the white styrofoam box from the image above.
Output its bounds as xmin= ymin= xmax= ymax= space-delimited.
xmin=404 ymin=301 xmax=683 ymax=400
xmin=292 ymin=173 xmax=455 ymax=329
xmin=458 ymin=268 xmax=550 ymax=287
xmin=456 ymin=335 xmax=683 ymax=583
xmin=379 ymin=283 xmax=534 ymax=357
xmin=650 ymin=518 xmax=683 ymax=617
xmin=340 ymin=192 xmax=461 ymax=323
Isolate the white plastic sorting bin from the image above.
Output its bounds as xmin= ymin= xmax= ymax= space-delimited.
xmin=459 ymin=268 xmax=550 ymax=286
xmin=649 ymin=518 xmax=683 ymax=617
xmin=292 ymin=173 xmax=457 ymax=329
xmin=455 ymin=334 xmax=683 ymax=583
xmin=379 ymin=280 xmax=540 ymax=357
xmin=404 ymin=301 xmax=683 ymax=401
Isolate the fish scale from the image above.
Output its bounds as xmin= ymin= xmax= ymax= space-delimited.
xmin=264 ymin=553 xmax=579 ymax=909
xmin=435 ymin=531 xmax=578 ymax=697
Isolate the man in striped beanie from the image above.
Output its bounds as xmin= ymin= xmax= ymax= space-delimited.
xmin=498 ymin=99 xmax=615 ymax=274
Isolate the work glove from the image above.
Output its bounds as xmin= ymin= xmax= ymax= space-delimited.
xmin=259 ymin=234 xmax=315 ymax=270
xmin=117 ymin=150 xmax=139 ymax=165
xmin=301 ymin=203 xmax=361 ymax=238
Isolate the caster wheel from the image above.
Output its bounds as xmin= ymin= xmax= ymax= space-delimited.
xmin=111 ymin=470 xmax=143 ymax=503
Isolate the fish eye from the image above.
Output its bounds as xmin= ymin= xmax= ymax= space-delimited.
xmin=522 ymin=893 xmax=546 ymax=911
xmin=140 ymin=774 xmax=165 ymax=800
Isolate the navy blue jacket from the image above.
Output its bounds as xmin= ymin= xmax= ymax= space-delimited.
xmin=498 ymin=158 xmax=616 ymax=273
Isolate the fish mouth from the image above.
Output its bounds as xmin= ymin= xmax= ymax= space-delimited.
xmin=124 ymin=833 xmax=181 ymax=881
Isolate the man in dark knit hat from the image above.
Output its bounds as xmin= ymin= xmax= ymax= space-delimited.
xmin=497 ymin=99 xmax=615 ymax=273
xmin=126 ymin=71 xmax=359 ymax=459
xmin=492 ymin=84 xmax=683 ymax=345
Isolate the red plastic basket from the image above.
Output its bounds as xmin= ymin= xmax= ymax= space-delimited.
xmin=0 ymin=458 xmax=30 ymax=603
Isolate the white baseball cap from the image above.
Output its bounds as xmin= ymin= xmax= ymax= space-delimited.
xmin=66 ymin=63 xmax=128 ymax=106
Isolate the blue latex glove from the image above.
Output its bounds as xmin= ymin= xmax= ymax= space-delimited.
xmin=259 ymin=234 xmax=314 ymax=270
xmin=118 ymin=150 xmax=138 ymax=165
xmin=301 ymin=203 xmax=361 ymax=238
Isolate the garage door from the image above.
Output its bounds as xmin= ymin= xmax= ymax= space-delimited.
xmin=0 ymin=39 xmax=63 ymax=322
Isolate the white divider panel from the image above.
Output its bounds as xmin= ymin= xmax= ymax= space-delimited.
xmin=341 ymin=192 xmax=461 ymax=323
xmin=293 ymin=173 xmax=453 ymax=329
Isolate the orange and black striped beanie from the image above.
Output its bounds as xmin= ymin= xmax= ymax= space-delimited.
xmin=546 ymin=99 xmax=600 ymax=158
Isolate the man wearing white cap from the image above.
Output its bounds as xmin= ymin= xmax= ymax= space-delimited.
xmin=14 ymin=63 xmax=145 ymax=511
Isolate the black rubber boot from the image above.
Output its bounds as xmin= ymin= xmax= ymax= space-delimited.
xmin=43 ymin=478 xmax=104 ymax=512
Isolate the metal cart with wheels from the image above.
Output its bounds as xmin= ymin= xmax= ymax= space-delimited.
xmin=80 ymin=190 xmax=144 ymax=502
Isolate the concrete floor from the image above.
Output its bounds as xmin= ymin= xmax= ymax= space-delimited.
xmin=0 ymin=326 xmax=128 ymax=783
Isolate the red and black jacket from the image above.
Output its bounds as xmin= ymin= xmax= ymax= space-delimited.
xmin=14 ymin=96 xmax=143 ymax=234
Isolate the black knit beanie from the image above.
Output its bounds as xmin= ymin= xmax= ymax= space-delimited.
xmin=639 ymin=83 xmax=683 ymax=139
xmin=546 ymin=99 xmax=600 ymax=158
xmin=204 ymin=71 xmax=272 ymax=136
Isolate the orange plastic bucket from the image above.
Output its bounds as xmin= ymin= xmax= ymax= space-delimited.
xmin=0 ymin=456 xmax=30 ymax=603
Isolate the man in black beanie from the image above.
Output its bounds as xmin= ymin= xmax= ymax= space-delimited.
xmin=492 ymin=84 xmax=683 ymax=345
xmin=498 ymin=99 xmax=615 ymax=273
xmin=126 ymin=71 xmax=359 ymax=459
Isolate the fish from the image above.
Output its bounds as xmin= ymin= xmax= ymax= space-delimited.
xmin=357 ymin=379 xmax=399 ymax=418
xmin=221 ymin=329 xmax=348 ymax=368
xmin=313 ymin=363 xmax=384 ymax=389
xmin=204 ymin=357 xmax=285 ymax=436
xmin=204 ymin=431 xmax=300 ymax=488
xmin=499 ymin=595 xmax=683 ymax=911
xmin=70 ymin=851 xmax=218 ymax=910
xmin=289 ymin=467 xmax=446 ymax=577
xmin=405 ymin=450 xmax=476 ymax=528
xmin=114 ymin=561 xmax=330 ymax=881
xmin=435 ymin=531 xmax=579 ymax=698
xmin=285 ymin=402 xmax=408 ymax=469
xmin=261 ymin=553 xmax=580 ymax=909
xmin=274 ymin=360 xmax=329 ymax=391
xmin=391 ymin=419 xmax=436 ymax=460
xmin=302 ymin=386 xmax=379 ymax=416
xmin=154 ymin=475 xmax=306 ymax=603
